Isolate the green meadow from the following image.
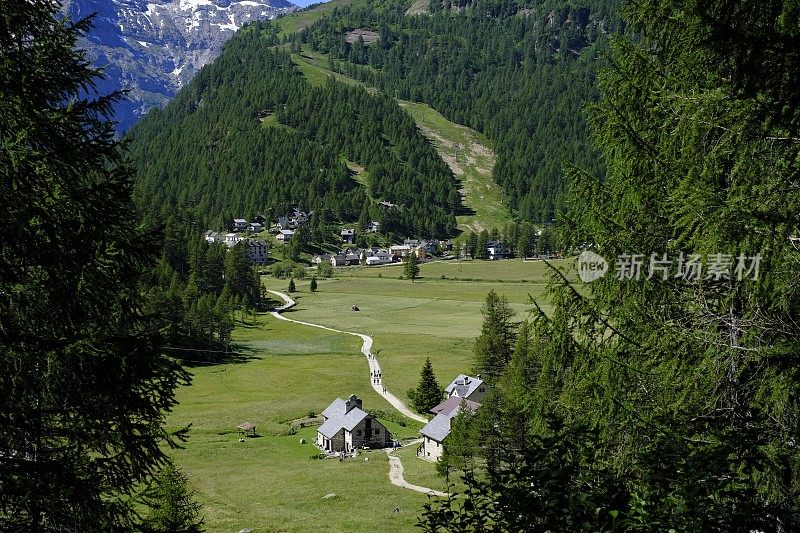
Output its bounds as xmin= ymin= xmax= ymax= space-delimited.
xmin=169 ymin=259 xmax=573 ymax=531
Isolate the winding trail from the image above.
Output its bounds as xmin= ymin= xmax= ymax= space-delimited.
xmin=266 ymin=289 xmax=446 ymax=496
xmin=267 ymin=290 xmax=427 ymax=424
xmin=387 ymin=440 xmax=447 ymax=497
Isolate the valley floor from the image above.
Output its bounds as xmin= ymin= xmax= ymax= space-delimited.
xmin=167 ymin=259 xmax=571 ymax=531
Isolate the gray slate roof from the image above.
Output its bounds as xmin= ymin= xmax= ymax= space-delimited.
xmin=420 ymin=413 xmax=452 ymax=443
xmin=318 ymin=398 xmax=370 ymax=439
xmin=444 ymin=374 xmax=484 ymax=399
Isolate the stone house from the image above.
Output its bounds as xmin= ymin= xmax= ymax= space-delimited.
xmin=316 ymin=395 xmax=392 ymax=453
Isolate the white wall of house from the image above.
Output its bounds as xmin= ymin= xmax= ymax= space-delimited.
xmin=422 ymin=436 xmax=444 ymax=461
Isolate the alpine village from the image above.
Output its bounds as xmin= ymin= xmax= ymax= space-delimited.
xmin=4 ymin=0 xmax=800 ymax=532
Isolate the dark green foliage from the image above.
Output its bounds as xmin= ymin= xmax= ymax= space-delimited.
xmin=403 ymin=252 xmax=420 ymax=281
xmin=407 ymin=358 xmax=443 ymax=414
xmin=303 ymin=0 xmax=621 ymax=222
xmin=473 ymin=290 xmax=517 ymax=382
xmin=426 ymin=0 xmax=800 ymax=529
xmin=128 ymin=22 xmax=459 ymax=238
xmin=310 ymin=276 xmax=318 ymax=292
xmin=317 ymin=262 xmax=334 ymax=278
xmin=420 ymin=417 xmax=631 ymax=532
xmin=287 ymin=278 xmax=296 ymax=293
xmin=139 ymin=464 xmax=204 ymax=533
xmin=0 ymin=2 xmax=187 ymax=529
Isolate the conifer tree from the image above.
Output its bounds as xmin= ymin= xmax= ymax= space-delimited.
xmin=287 ymin=278 xmax=296 ymax=293
xmin=404 ymin=252 xmax=420 ymax=281
xmin=139 ymin=464 xmax=204 ymax=533
xmin=473 ymin=290 xmax=517 ymax=382
xmin=310 ymin=276 xmax=318 ymax=292
xmin=0 ymin=3 xmax=188 ymax=529
xmin=408 ymin=358 xmax=443 ymax=414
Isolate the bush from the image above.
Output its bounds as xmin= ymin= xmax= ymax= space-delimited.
xmin=292 ymin=265 xmax=307 ymax=279
xmin=317 ymin=262 xmax=334 ymax=278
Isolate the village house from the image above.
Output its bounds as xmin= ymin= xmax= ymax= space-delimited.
xmin=249 ymin=222 xmax=264 ymax=233
xmin=248 ymin=240 xmax=268 ymax=264
xmin=486 ymin=241 xmax=510 ymax=260
xmin=341 ymin=228 xmax=355 ymax=244
xmin=378 ymin=200 xmax=396 ymax=210
xmin=330 ymin=254 xmax=347 ymax=267
xmin=204 ymin=230 xmax=224 ymax=244
xmin=253 ymin=214 xmax=267 ymax=225
xmin=343 ymin=249 xmax=360 ymax=266
xmin=225 ymin=233 xmax=244 ymax=247
xmin=316 ymin=395 xmax=392 ymax=453
xmin=276 ymin=216 xmax=290 ymax=230
xmin=291 ymin=208 xmax=310 ymax=227
xmin=367 ymin=221 xmax=381 ymax=233
xmin=232 ymin=218 xmax=248 ymax=232
xmin=419 ymin=395 xmax=481 ymax=462
xmin=312 ymin=254 xmax=333 ymax=265
xmin=389 ymin=244 xmax=412 ymax=258
xmin=365 ymin=249 xmax=392 ymax=266
xmin=276 ymin=229 xmax=295 ymax=242
xmin=445 ymin=374 xmax=487 ymax=403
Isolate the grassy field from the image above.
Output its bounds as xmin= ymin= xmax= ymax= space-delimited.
xmin=264 ymin=259 xmax=571 ymax=405
xmin=171 ymin=256 xmax=572 ymax=531
xmin=274 ymin=0 xmax=356 ymax=37
xmin=168 ymin=314 xmax=430 ymax=532
xmin=398 ymin=101 xmax=511 ymax=233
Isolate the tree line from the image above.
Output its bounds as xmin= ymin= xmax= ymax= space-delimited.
xmin=299 ymin=0 xmax=621 ymax=222
xmin=127 ymin=21 xmax=460 ymax=238
xmin=420 ymin=0 xmax=800 ymax=530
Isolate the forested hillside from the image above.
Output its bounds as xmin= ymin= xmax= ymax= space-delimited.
xmin=298 ymin=0 xmax=622 ymax=221
xmin=128 ymin=21 xmax=459 ymax=237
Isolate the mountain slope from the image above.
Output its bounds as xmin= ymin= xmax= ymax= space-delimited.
xmin=64 ymin=0 xmax=297 ymax=132
xmin=127 ymin=22 xmax=460 ymax=237
xmin=300 ymin=0 xmax=621 ymax=222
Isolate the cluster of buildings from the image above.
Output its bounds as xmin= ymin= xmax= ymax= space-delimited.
xmin=204 ymin=216 xmax=268 ymax=264
xmin=315 ymin=373 xmax=486 ymax=462
xmin=312 ymin=239 xmax=449 ymax=268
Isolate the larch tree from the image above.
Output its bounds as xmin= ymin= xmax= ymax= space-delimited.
xmin=0 ymin=2 xmax=189 ymax=530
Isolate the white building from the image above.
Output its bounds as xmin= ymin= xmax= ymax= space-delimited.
xmin=225 ymin=233 xmax=244 ymax=247
xmin=277 ymin=229 xmax=295 ymax=242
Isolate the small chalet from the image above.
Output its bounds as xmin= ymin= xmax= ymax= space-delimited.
xmin=486 ymin=241 xmax=510 ymax=260
xmin=233 ymin=218 xmax=248 ymax=232
xmin=204 ymin=230 xmax=224 ymax=244
xmin=312 ymin=254 xmax=333 ymax=265
xmin=368 ymin=221 xmax=381 ymax=233
xmin=249 ymin=222 xmax=264 ymax=233
xmin=445 ymin=374 xmax=487 ymax=403
xmin=291 ymin=208 xmax=310 ymax=226
xmin=420 ymin=396 xmax=481 ymax=461
xmin=378 ymin=200 xmax=396 ymax=210
xmin=277 ymin=229 xmax=295 ymax=242
xmin=253 ymin=214 xmax=267 ymax=225
xmin=225 ymin=233 xmax=244 ymax=247
xmin=341 ymin=228 xmax=355 ymax=244
xmin=276 ymin=216 xmax=290 ymax=230
xmin=330 ymin=255 xmax=346 ymax=267
xmin=316 ymin=395 xmax=392 ymax=453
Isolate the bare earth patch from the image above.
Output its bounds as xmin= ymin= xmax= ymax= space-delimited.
xmin=346 ymin=29 xmax=380 ymax=44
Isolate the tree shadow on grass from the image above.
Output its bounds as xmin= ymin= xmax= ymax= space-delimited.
xmin=172 ymin=341 xmax=256 ymax=368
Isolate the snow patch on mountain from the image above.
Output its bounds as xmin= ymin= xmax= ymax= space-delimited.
xmin=63 ymin=0 xmax=297 ymax=132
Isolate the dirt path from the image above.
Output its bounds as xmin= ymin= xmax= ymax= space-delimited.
xmin=266 ymin=290 xmax=427 ymax=423
xmin=387 ymin=440 xmax=448 ymax=496
xmin=266 ymin=290 xmax=446 ymax=495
